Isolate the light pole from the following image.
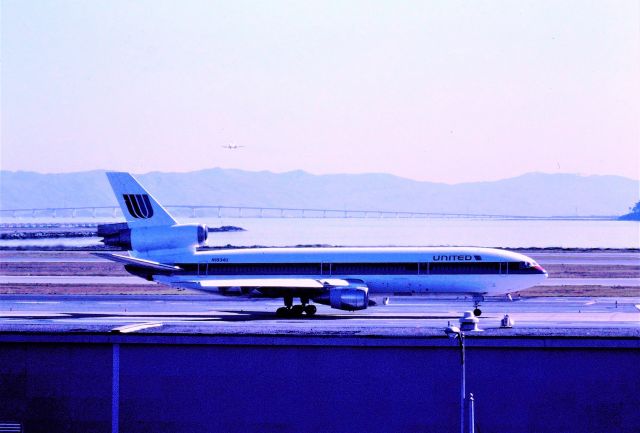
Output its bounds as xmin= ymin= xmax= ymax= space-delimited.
xmin=445 ymin=324 xmax=466 ymax=433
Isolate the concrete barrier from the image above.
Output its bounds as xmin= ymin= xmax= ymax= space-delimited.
xmin=0 ymin=333 xmax=638 ymax=433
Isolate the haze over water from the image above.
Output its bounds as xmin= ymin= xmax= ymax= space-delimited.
xmin=201 ymin=218 xmax=639 ymax=249
xmin=1 ymin=218 xmax=637 ymax=249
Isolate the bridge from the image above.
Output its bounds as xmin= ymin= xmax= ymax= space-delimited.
xmin=0 ymin=205 xmax=616 ymax=220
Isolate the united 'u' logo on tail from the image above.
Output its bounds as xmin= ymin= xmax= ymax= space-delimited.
xmin=123 ymin=194 xmax=154 ymax=219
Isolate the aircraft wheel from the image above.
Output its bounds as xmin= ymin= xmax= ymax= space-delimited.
xmin=473 ymin=308 xmax=482 ymax=317
xmin=304 ymin=305 xmax=317 ymax=316
xmin=276 ymin=307 xmax=289 ymax=317
xmin=291 ymin=305 xmax=305 ymax=316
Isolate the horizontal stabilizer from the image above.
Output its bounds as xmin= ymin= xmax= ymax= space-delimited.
xmin=93 ymin=252 xmax=182 ymax=272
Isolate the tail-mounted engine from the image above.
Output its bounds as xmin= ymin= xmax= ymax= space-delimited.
xmin=98 ymin=222 xmax=208 ymax=252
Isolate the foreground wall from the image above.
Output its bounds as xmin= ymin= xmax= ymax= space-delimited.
xmin=0 ymin=333 xmax=638 ymax=433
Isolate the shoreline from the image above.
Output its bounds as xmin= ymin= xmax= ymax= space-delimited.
xmin=0 ymin=224 xmax=245 ymax=240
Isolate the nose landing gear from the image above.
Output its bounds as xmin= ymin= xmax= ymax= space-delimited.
xmin=472 ymin=296 xmax=485 ymax=317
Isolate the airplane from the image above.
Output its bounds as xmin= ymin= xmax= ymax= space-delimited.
xmin=221 ymin=144 xmax=244 ymax=150
xmin=96 ymin=172 xmax=548 ymax=317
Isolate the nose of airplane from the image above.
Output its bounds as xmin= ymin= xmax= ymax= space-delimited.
xmin=534 ymin=264 xmax=548 ymax=278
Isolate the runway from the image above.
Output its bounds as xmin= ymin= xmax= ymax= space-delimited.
xmin=1 ymin=249 xmax=639 ymax=336
xmin=527 ymin=251 xmax=640 ymax=265
xmin=1 ymin=294 xmax=638 ymax=336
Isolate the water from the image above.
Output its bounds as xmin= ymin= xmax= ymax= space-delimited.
xmin=205 ymin=218 xmax=639 ymax=249
xmin=1 ymin=217 xmax=638 ymax=249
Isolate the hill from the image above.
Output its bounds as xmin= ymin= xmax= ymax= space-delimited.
xmin=1 ymin=169 xmax=638 ymax=217
xmin=618 ymin=201 xmax=640 ymax=221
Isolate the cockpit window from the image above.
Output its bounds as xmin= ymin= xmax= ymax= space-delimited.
xmin=507 ymin=260 xmax=545 ymax=274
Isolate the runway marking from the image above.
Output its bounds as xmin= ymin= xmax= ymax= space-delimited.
xmin=111 ymin=322 xmax=163 ymax=333
xmin=15 ymin=301 xmax=60 ymax=304
xmin=1 ymin=296 xmax=639 ymax=329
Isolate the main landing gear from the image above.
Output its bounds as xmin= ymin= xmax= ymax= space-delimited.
xmin=276 ymin=296 xmax=317 ymax=317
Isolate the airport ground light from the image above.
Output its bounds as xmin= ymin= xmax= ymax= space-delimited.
xmin=445 ymin=313 xmax=480 ymax=433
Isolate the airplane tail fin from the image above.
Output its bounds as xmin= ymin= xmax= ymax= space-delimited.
xmin=106 ymin=172 xmax=177 ymax=228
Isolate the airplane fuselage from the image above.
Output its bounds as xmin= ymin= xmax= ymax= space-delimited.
xmin=152 ymin=246 xmax=547 ymax=296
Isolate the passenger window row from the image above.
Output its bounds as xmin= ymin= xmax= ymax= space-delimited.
xmin=176 ymin=261 xmax=539 ymax=275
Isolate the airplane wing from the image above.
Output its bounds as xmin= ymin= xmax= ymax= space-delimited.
xmin=94 ymin=252 xmax=367 ymax=293
xmin=153 ymin=276 xmax=366 ymax=292
xmin=197 ymin=278 xmax=353 ymax=289
xmin=93 ymin=252 xmax=183 ymax=272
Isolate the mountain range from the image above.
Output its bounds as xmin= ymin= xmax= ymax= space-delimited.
xmin=1 ymin=169 xmax=638 ymax=217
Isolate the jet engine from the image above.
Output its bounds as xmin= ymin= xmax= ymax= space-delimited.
xmin=98 ymin=222 xmax=208 ymax=252
xmin=313 ymin=286 xmax=369 ymax=311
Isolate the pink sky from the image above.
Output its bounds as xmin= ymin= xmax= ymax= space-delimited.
xmin=1 ymin=1 xmax=638 ymax=183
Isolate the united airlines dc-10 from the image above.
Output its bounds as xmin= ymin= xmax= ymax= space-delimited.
xmin=96 ymin=172 xmax=548 ymax=317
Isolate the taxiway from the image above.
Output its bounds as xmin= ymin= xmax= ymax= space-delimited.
xmin=0 ymin=294 xmax=638 ymax=336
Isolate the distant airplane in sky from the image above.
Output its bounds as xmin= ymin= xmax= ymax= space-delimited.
xmin=221 ymin=143 xmax=244 ymax=150
xmin=96 ymin=172 xmax=548 ymax=317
